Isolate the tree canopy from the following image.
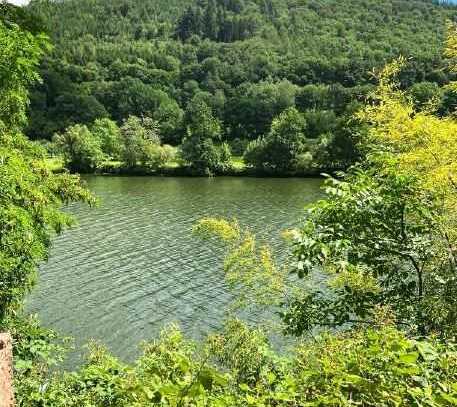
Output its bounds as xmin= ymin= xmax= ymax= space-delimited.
xmin=18 ymin=0 xmax=457 ymax=173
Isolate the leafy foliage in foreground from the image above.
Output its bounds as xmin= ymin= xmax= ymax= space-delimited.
xmin=15 ymin=320 xmax=457 ymax=406
xmin=282 ymin=55 xmax=457 ymax=338
xmin=0 ymin=21 xmax=94 ymax=319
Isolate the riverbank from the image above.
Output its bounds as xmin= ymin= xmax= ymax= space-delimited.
xmin=46 ymin=156 xmax=333 ymax=178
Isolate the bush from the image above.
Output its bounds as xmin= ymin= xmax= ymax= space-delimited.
xmin=15 ymin=321 xmax=457 ymax=406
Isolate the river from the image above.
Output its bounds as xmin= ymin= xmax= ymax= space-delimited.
xmin=26 ymin=176 xmax=322 ymax=362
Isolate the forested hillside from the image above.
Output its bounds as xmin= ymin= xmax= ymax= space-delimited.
xmin=22 ymin=0 xmax=457 ymax=173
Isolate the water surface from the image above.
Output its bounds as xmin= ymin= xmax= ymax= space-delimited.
xmin=27 ymin=176 xmax=322 ymax=361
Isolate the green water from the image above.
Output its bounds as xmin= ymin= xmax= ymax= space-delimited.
xmin=26 ymin=176 xmax=322 ymax=362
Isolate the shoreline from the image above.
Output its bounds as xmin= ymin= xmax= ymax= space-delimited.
xmin=47 ymin=156 xmax=344 ymax=178
xmin=54 ymin=163 xmax=339 ymax=178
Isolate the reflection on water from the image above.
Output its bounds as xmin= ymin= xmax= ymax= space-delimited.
xmin=26 ymin=176 xmax=322 ymax=362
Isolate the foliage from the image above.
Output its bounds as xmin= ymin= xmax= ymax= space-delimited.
xmin=283 ymin=171 xmax=448 ymax=335
xmin=244 ymin=107 xmax=308 ymax=172
xmin=23 ymin=0 xmax=457 ymax=172
xmin=91 ymin=117 xmax=122 ymax=159
xmin=6 ymin=4 xmax=457 ymax=407
xmin=152 ymin=97 xmax=184 ymax=145
xmin=0 ymin=21 xmax=94 ymax=320
xmin=290 ymin=325 xmax=457 ymax=407
xmin=52 ymin=115 xmax=177 ymax=173
xmin=53 ymin=124 xmax=105 ymax=172
xmin=0 ymin=20 xmax=49 ymax=130
xmin=0 ymin=17 xmax=88 ymax=404
xmin=281 ymin=57 xmax=457 ymax=338
xmin=408 ymin=81 xmax=443 ymax=111
xmin=193 ymin=218 xmax=285 ymax=311
xmin=180 ymin=101 xmax=231 ymax=173
xmin=15 ymin=320 xmax=457 ymax=406
xmin=175 ymin=0 xmax=267 ymax=42
xmin=0 ymin=2 xmax=46 ymax=34
xmin=7 ymin=314 xmax=68 ymax=406
xmin=120 ymin=115 xmax=167 ymax=169
xmin=185 ymin=100 xmax=221 ymax=142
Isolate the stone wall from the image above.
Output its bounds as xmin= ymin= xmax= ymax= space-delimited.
xmin=0 ymin=334 xmax=14 ymax=407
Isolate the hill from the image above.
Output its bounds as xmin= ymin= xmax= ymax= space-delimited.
xmin=21 ymin=0 xmax=457 ymax=169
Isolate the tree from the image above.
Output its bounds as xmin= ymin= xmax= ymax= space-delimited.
xmin=0 ymin=21 xmax=93 ymax=320
xmin=0 ymin=21 xmax=48 ymax=131
xmin=53 ymin=124 xmax=104 ymax=172
xmin=185 ymin=98 xmax=222 ymax=141
xmin=91 ymin=117 xmax=122 ymax=159
xmin=204 ymin=0 xmax=218 ymax=40
xmin=284 ymin=58 xmax=457 ymax=337
xmin=408 ymin=81 xmax=442 ymax=111
xmin=302 ymin=109 xmax=337 ymax=139
xmin=152 ymin=97 xmax=184 ymax=145
xmin=228 ymin=80 xmax=297 ymax=140
xmin=244 ymin=107 xmax=307 ymax=172
xmin=180 ymin=100 xmax=231 ymax=173
xmin=48 ymin=93 xmax=108 ymax=131
xmin=180 ymin=135 xmax=228 ymax=174
xmin=0 ymin=2 xmax=46 ymax=34
xmin=119 ymin=115 xmax=163 ymax=168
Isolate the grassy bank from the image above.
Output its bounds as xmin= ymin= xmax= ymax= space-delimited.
xmin=46 ymin=156 xmax=329 ymax=177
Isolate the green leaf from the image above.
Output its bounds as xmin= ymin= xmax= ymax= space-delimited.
xmin=399 ymin=352 xmax=419 ymax=364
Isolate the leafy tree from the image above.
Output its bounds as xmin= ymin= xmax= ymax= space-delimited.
xmin=243 ymin=137 xmax=269 ymax=170
xmin=48 ymin=93 xmax=108 ymax=130
xmin=0 ymin=2 xmax=46 ymax=34
xmin=113 ymin=78 xmax=172 ymax=120
xmin=302 ymin=109 xmax=337 ymax=139
xmin=91 ymin=117 xmax=122 ymax=159
xmin=0 ymin=21 xmax=48 ymax=131
xmin=181 ymin=135 xmax=227 ymax=174
xmin=0 ymin=20 xmax=93 ymax=320
xmin=244 ymin=107 xmax=308 ymax=172
xmin=120 ymin=115 xmax=167 ymax=168
xmin=296 ymin=84 xmax=331 ymax=111
xmin=185 ymin=99 xmax=222 ymax=141
xmin=408 ymin=81 xmax=443 ymax=111
xmin=152 ymin=97 xmax=184 ymax=145
xmin=283 ymin=58 xmax=457 ymax=337
xmin=228 ymin=80 xmax=297 ymax=140
xmin=53 ymin=124 xmax=105 ymax=173
xmin=180 ymin=100 xmax=230 ymax=173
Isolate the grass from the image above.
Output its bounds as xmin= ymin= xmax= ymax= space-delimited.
xmin=46 ymin=155 xmax=247 ymax=174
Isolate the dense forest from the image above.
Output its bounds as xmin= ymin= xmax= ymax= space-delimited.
xmin=15 ymin=0 xmax=457 ymax=174
xmin=2 ymin=0 xmax=457 ymax=405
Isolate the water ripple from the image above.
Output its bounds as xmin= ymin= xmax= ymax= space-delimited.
xmin=26 ymin=176 xmax=322 ymax=364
